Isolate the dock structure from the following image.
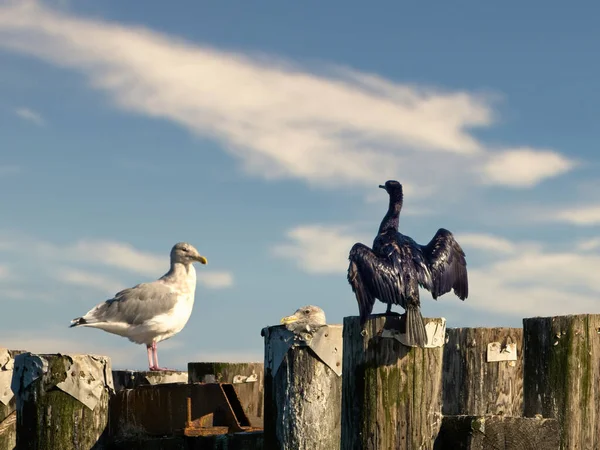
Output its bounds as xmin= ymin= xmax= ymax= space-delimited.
xmin=4 ymin=313 xmax=599 ymax=449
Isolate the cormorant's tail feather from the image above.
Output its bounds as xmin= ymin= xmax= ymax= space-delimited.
xmin=404 ymin=305 xmax=427 ymax=347
xmin=70 ymin=317 xmax=87 ymax=328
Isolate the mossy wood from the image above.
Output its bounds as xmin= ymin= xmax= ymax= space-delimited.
xmin=443 ymin=327 xmax=523 ymax=416
xmin=434 ymin=415 xmax=559 ymax=449
xmin=188 ymin=362 xmax=264 ymax=427
xmin=523 ymin=314 xmax=600 ymax=450
xmin=16 ymin=354 xmax=111 ymax=450
xmin=341 ymin=315 xmax=444 ymax=450
xmin=263 ymin=327 xmax=342 ymax=450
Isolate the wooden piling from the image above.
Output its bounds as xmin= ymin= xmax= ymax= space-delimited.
xmin=12 ymin=353 xmax=113 ymax=450
xmin=443 ymin=327 xmax=523 ymax=416
xmin=262 ymin=324 xmax=343 ymax=450
xmin=523 ymin=314 xmax=600 ymax=450
xmin=0 ymin=349 xmax=24 ymax=450
xmin=434 ymin=415 xmax=560 ymax=449
xmin=341 ymin=315 xmax=445 ymax=450
xmin=188 ymin=362 xmax=264 ymax=426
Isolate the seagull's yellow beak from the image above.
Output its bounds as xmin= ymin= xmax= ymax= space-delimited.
xmin=280 ymin=314 xmax=299 ymax=325
xmin=195 ymin=255 xmax=208 ymax=265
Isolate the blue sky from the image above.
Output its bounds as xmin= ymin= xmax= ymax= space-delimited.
xmin=1 ymin=0 xmax=599 ymax=370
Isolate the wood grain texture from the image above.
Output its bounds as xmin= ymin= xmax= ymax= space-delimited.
xmin=523 ymin=314 xmax=600 ymax=450
xmin=16 ymin=354 xmax=111 ymax=450
xmin=443 ymin=328 xmax=523 ymax=416
xmin=0 ymin=349 xmax=24 ymax=450
xmin=263 ymin=332 xmax=342 ymax=450
xmin=341 ymin=315 xmax=444 ymax=450
xmin=434 ymin=415 xmax=559 ymax=450
xmin=188 ymin=362 xmax=264 ymax=427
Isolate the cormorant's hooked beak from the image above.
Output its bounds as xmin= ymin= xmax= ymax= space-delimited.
xmin=194 ymin=254 xmax=208 ymax=264
xmin=280 ymin=314 xmax=299 ymax=325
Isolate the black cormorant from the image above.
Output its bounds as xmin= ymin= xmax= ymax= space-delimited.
xmin=347 ymin=180 xmax=468 ymax=347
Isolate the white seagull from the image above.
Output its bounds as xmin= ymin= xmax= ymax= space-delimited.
xmin=70 ymin=242 xmax=207 ymax=371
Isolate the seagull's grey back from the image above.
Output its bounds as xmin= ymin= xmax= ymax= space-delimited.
xmin=93 ymin=281 xmax=179 ymax=325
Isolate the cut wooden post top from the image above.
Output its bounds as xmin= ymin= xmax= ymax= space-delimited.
xmin=262 ymin=324 xmax=343 ymax=376
xmin=343 ymin=314 xmax=446 ymax=348
xmin=112 ymin=369 xmax=188 ymax=391
xmin=11 ymin=353 xmax=114 ymax=411
xmin=187 ymin=362 xmax=263 ymax=384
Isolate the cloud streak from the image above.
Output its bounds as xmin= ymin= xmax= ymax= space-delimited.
xmin=0 ymin=1 xmax=576 ymax=194
xmin=0 ymin=231 xmax=235 ymax=294
xmin=15 ymin=106 xmax=45 ymax=126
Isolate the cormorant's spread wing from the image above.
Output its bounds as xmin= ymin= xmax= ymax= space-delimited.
xmin=348 ymin=243 xmax=403 ymax=324
xmin=420 ymin=228 xmax=468 ymax=300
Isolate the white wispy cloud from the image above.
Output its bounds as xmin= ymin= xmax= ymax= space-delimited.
xmin=554 ymin=205 xmax=600 ymax=226
xmin=577 ymin=238 xmax=600 ymax=252
xmin=0 ymin=1 xmax=575 ymax=194
xmin=197 ymin=271 xmax=234 ymax=289
xmin=271 ymin=225 xmax=368 ymax=274
xmin=54 ymin=267 xmax=125 ymax=294
xmin=273 ymin=224 xmax=600 ymax=319
xmin=15 ymin=106 xmax=45 ymax=126
xmin=479 ymin=148 xmax=576 ymax=188
xmin=0 ymin=231 xmax=235 ymax=293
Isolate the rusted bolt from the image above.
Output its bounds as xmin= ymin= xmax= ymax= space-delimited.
xmin=336 ymin=362 xmax=340 ymax=367
xmin=325 ymin=333 xmax=329 ymax=337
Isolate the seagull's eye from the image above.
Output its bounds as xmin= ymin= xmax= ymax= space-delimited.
xmin=304 ymin=310 xmax=310 ymax=315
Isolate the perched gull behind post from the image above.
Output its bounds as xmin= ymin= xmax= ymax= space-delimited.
xmin=280 ymin=305 xmax=327 ymax=335
xmin=70 ymin=242 xmax=208 ymax=371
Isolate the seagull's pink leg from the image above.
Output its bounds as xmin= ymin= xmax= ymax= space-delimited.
xmin=146 ymin=344 xmax=154 ymax=370
xmin=150 ymin=341 xmax=173 ymax=371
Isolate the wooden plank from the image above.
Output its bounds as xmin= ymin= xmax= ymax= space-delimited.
xmin=188 ymin=362 xmax=264 ymax=427
xmin=263 ymin=326 xmax=342 ymax=450
xmin=341 ymin=315 xmax=444 ymax=450
xmin=13 ymin=353 xmax=112 ymax=450
xmin=112 ymin=370 xmax=188 ymax=391
xmin=523 ymin=314 xmax=600 ymax=450
xmin=443 ymin=328 xmax=523 ymax=416
xmin=434 ymin=415 xmax=560 ymax=450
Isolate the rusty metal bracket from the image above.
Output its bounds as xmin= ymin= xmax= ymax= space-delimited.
xmin=184 ymin=382 xmax=254 ymax=436
xmin=109 ymin=382 xmax=260 ymax=439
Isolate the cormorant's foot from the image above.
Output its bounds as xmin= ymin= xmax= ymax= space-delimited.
xmin=148 ymin=366 xmax=176 ymax=372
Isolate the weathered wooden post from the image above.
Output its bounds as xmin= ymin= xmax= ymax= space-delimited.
xmin=188 ymin=362 xmax=264 ymax=426
xmin=523 ymin=314 xmax=600 ymax=450
xmin=0 ymin=349 xmax=24 ymax=450
xmin=12 ymin=353 xmax=114 ymax=450
xmin=442 ymin=327 xmax=523 ymax=416
xmin=261 ymin=324 xmax=343 ymax=450
xmin=341 ymin=315 xmax=446 ymax=450
xmin=112 ymin=369 xmax=188 ymax=391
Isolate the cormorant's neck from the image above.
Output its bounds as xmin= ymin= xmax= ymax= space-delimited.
xmin=378 ymin=195 xmax=403 ymax=233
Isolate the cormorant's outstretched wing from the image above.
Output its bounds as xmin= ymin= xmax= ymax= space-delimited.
xmin=419 ymin=228 xmax=468 ymax=300
xmin=347 ymin=243 xmax=403 ymax=324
